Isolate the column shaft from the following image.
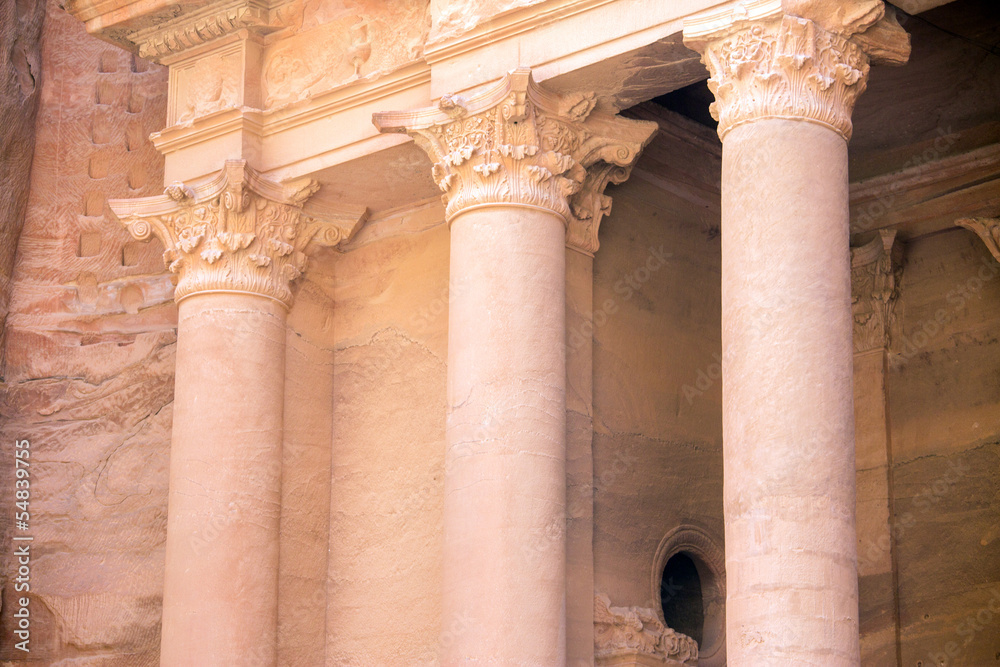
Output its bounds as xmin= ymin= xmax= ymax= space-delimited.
xmin=161 ymin=292 xmax=286 ymax=665
xmin=721 ymin=119 xmax=857 ymax=664
xmin=373 ymin=68 xmax=656 ymax=667
xmin=445 ymin=206 xmax=567 ymax=665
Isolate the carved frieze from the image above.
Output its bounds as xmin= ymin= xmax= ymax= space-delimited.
xmin=130 ymin=0 xmax=273 ymax=61
xmin=373 ymin=69 xmax=657 ymax=255
xmin=594 ymin=594 xmax=699 ymax=666
xmin=851 ymin=229 xmax=902 ymax=353
xmin=108 ymin=160 xmax=366 ymax=307
xmin=957 ymin=217 xmax=1000 ymax=264
xmin=683 ymin=0 xmax=909 ymax=141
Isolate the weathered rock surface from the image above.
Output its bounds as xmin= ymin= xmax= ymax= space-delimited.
xmin=0 ymin=1 xmax=170 ymax=664
xmin=0 ymin=0 xmax=45 ymax=371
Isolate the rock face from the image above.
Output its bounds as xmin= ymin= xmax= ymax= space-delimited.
xmin=0 ymin=1 xmax=171 ymax=664
xmin=0 ymin=0 xmax=45 ymax=371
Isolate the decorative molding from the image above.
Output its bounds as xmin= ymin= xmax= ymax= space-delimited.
xmin=594 ymin=594 xmax=699 ymax=666
xmin=957 ymin=217 xmax=1000 ymax=264
xmin=683 ymin=1 xmax=909 ymax=141
xmin=851 ymin=229 xmax=903 ymax=353
xmin=373 ymin=68 xmax=657 ymax=255
xmin=130 ymin=0 xmax=274 ymax=62
xmin=108 ymin=160 xmax=367 ymax=307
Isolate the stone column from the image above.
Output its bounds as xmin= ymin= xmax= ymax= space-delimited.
xmin=374 ymin=70 xmax=656 ymax=665
xmin=683 ymin=3 xmax=909 ymax=664
xmin=109 ymin=161 xmax=362 ymax=666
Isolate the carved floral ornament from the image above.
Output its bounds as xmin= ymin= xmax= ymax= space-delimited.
xmin=373 ymin=69 xmax=658 ymax=255
xmin=594 ymin=594 xmax=699 ymax=666
xmin=682 ymin=0 xmax=910 ymax=141
xmin=851 ymin=229 xmax=902 ymax=353
xmin=108 ymin=160 xmax=366 ymax=307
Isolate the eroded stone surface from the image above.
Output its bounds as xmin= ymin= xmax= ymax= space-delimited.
xmin=0 ymin=2 xmax=170 ymax=664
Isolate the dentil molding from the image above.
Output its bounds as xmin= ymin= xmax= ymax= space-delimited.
xmin=683 ymin=0 xmax=909 ymax=141
xmin=108 ymin=160 xmax=366 ymax=307
xmin=373 ymin=68 xmax=657 ymax=255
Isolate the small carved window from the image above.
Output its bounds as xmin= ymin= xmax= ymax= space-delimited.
xmin=652 ymin=525 xmax=727 ymax=667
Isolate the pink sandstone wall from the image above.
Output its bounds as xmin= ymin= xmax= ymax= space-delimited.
xmin=0 ymin=1 xmax=171 ymax=663
xmin=326 ymin=201 xmax=449 ymax=665
xmin=888 ymin=227 xmax=1000 ymax=666
xmin=591 ymin=106 xmax=725 ymax=633
xmin=0 ymin=0 xmax=45 ymax=371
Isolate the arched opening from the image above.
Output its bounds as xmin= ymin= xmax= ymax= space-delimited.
xmin=660 ymin=551 xmax=704 ymax=646
xmin=652 ymin=525 xmax=726 ymax=666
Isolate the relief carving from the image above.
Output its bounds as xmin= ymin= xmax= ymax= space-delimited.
xmin=957 ymin=217 xmax=1000 ymax=264
xmin=851 ymin=229 xmax=902 ymax=353
xmin=108 ymin=160 xmax=366 ymax=307
xmin=173 ymin=46 xmax=243 ymax=124
xmin=594 ymin=593 xmax=699 ymax=666
xmin=373 ymin=69 xmax=657 ymax=255
xmin=684 ymin=1 xmax=909 ymax=141
xmin=132 ymin=0 xmax=272 ymax=61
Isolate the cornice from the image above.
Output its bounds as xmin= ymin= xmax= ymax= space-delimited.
xmin=152 ymin=63 xmax=431 ymax=161
xmin=424 ymin=0 xmax=618 ymax=65
xmin=849 ymin=143 xmax=1000 ymax=240
xmin=108 ymin=160 xmax=367 ymax=307
xmin=69 ymin=0 xmax=299 ymax=62
xmin=373 ymin=68 xmax=657 ymax=255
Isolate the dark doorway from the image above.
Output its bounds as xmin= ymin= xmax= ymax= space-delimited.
xmin=660 ymin=551 xmax=704 ymax=646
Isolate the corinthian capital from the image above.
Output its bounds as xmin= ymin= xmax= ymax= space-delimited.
xmin=683 ymin=0 xmax=910 ymax=141
xmin=108 ymin=161 xmax=367 ymax=307
xmin=373 ymin=69 xmax=657 ymax=255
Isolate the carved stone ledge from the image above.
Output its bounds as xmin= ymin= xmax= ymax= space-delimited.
xmin=957 ymin=217 xmax=1000 ymax=264
xmin=594 ymin=594 xmax=699 ymax=667
xmin=373 ymin=68 xmax=657 ymax=255
xmin=108 ymin=160 xmax=367 ymax=307
xmin=851 ymin=229 xmax=903 ymax=353
xmin=67 ymin=0 xmax=295 ymax=63
xmin=683 ymin=0 xmax=909 ymax=141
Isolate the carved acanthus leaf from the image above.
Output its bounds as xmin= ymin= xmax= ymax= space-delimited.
xmin=683 ymin=2 xmax=909 ymax=141
xmin=851 ymin=229 xmax=902 ymax=353
xmin=594 ymin=594 xmax=699 ymax=666
xmin=108 ymin=160 xmax=366 ymax=307
xmin=957 ymin=217 xmax=1000 ymax=264
xmin=373 ymin=68 xmax=657 ymax=255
